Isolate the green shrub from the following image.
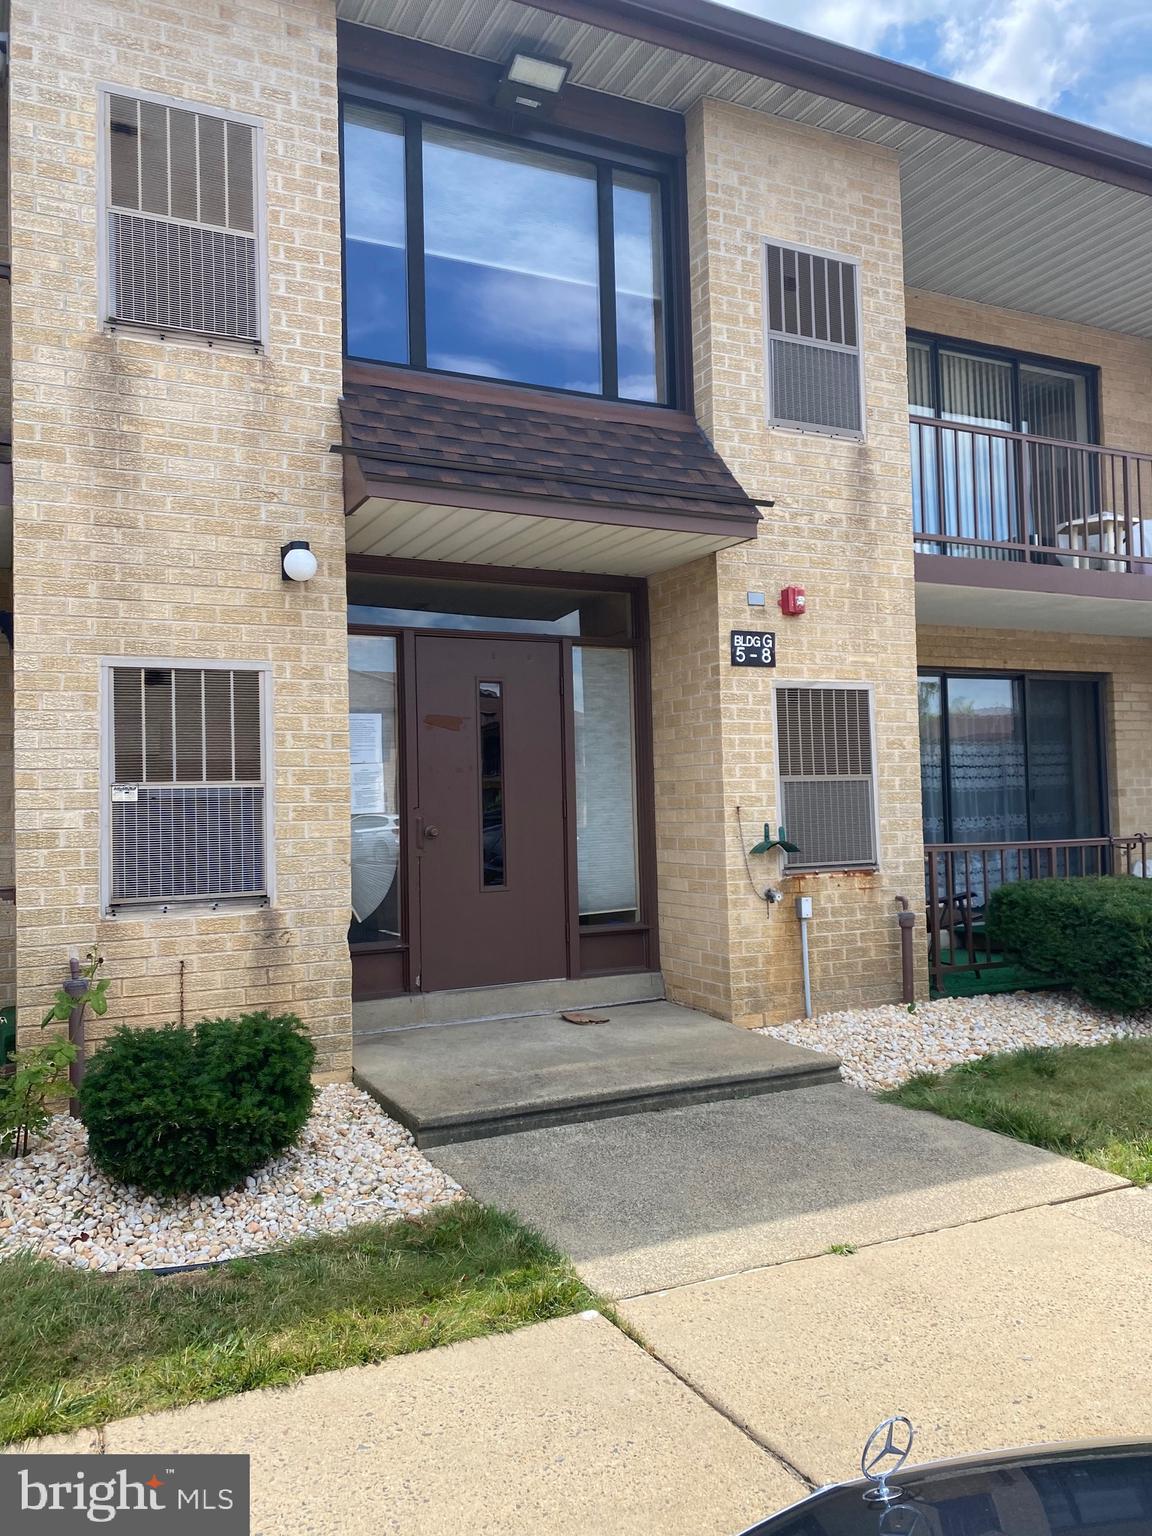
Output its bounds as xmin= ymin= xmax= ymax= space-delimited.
xmin=80 ymin=1012 xmax=315 ymax=1196
xmin=988 ymin=876 xmax=1152 ymax=1013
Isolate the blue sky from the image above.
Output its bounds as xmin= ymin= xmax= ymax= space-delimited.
xmin=728 ymin=0 xmax=1152 ymax=144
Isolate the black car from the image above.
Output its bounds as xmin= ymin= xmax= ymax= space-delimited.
xmin=741 ymin=1418 xmax=1152 ymax=1535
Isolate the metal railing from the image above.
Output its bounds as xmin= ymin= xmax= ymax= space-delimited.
xmin=924 ymin=834 xmax=1150 ymax=991
xmin=910 ymin=417 xmax=1152 ymax=572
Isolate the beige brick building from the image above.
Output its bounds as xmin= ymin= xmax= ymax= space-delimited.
xmin=3 ymin=0 xmax=1152 ymax=1075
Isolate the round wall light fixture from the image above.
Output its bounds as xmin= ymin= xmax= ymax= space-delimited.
xmin=281 ymin=540 xmax=318 ymax=582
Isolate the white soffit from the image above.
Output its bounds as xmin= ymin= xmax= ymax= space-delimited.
xmin=338 ymin=0 xmax=1152 ymax=338
xmin=916 ymin=580 xmax=1152 ymax=638
xmin=345 ymin=495 xmax=748 ymax=574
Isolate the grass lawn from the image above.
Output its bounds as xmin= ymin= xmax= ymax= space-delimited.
xmin=882 ymin=1037 xmax=1152 ymax=1184
xmin=0 ymin=1202 xmax=600 ymax=1447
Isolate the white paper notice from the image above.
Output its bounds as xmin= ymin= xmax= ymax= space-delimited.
xmin=350 ymin=712 xmax=384 ymax=765
xmin=351 ymin=762 xmax=386 ymax=815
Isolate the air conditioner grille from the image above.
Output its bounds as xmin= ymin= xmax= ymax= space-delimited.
xmin=109 ymin=666 xmax=266 ymax=904
xmin=777 ymin=686 xmax=877 ymax=870
xmin=109 ymin=212 xmax=259 ymax=340
xmin=770 ymin=338 xmax=862 ymax=434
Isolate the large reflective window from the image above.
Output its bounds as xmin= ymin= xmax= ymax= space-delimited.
xmin=613 ymin=171 xmax=666 ymax=402
xmin=423 ymin=126 xmax=601 ymax=392
xmin=340 ymin=101 xmax=672 ymax=402
xmin=348 ymin=636 xmax=401 ymax=943
xmin=342 ymin=106 xmax=408 ymax=365
xmin=573 ymin=648 xmax=638 ymax=925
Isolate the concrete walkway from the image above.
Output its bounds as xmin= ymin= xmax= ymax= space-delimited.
xmin=430 ymin=1082 xmax=1123 ymax=1294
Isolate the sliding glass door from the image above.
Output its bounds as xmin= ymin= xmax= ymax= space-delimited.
xmin=908 ymin=335 xmax=1097 ymax=558
xmin=918 ymin=671 xmax=1105 ymax=846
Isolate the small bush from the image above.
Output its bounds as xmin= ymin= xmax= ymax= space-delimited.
xmin=988 ymin=876 xmax=1152 ymax=1013
xmin=80 ymin=1012 xmax=315 ymax=1196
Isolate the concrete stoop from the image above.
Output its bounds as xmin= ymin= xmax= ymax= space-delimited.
xmin=352 ymin=1000 xmax=840 ymax=1146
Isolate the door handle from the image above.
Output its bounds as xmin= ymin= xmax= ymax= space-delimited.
xmin=425 ymin=825 xmax=440 ymax=839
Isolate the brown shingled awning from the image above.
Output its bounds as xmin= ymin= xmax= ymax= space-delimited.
xmin=339 ymin=366 xmax=763 ymax=576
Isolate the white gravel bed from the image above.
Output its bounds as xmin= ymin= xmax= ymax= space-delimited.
xmin=758 ymin=991 xmax=1152 ymax=1093
xmin=0 ymin=1083 xmax=462 ymax=1273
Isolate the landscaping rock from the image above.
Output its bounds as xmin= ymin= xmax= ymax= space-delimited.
xmin=0 ymin=1084 xmax=462 ymax=1272
xmin=758 ymin=991 xmax=1152 ymax=1093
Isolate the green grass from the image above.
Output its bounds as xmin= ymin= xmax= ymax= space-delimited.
xmin=0 ymin=1202 xmax=601 ymax=1446
xmin=882 ymin=1037 xmax=1152 ymax=1184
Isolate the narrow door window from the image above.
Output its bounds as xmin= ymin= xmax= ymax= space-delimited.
xmin=479 ymin=683 xmax=505 ymax=888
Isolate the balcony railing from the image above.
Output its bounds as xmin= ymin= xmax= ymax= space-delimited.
xmin=910 ymin=417 xmax=1152 ymax=572
xmin=925 ymin=834 xmax=1150 ymax=991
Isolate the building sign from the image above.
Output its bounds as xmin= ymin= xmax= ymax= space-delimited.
xmin=730 ymin=630 xmax=776 ymax=667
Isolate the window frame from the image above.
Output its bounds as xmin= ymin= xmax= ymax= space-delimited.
xmin=772 ymin=680 xmax=881 ymax=873
xmin=99 ymin=657 xmax=276 ymax=915
xmin=96 ymin=84 xmax=269 ymax=350
xmin=763 ymin=239 xmax=865 ymax=441
xmin=917 ymin=666 xmax=1110 ymax=846
xmin=338 ymin=89 xmax=684 ymax=407
xmin=907 ymin=331 xmax=1101 ymax=442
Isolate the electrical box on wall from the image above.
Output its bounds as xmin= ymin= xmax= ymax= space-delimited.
xmin=779 ymin=585 xmax=806 ymax=616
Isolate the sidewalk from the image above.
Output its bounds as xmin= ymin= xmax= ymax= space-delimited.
xmin=9 ymin=1315 xmax=805 ymax=1536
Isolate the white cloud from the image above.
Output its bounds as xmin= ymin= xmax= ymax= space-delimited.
xmin=729 ymin=0 xmax=1151 ymax=131
xmin=938 ymin=0 xmax=1091 ymax=111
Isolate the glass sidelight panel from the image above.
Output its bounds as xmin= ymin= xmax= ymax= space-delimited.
xmin=478 ymin=683 xmax=505 ymax=887
xmin=945 ymin=677 xmax=1028 ymax=844
xmin=573 ymin=648 xmax=639 ymax=924
xmin=348 ymin=635 xmax=401 ymax=943
xmin=918 ymin=676 xmax=945 ymax=844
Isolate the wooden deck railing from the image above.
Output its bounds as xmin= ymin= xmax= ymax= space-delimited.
xmin=924 ymin=834 xmax=1151 ymax=992
xmin=910 ymin=417 xmax=1152 ymax=572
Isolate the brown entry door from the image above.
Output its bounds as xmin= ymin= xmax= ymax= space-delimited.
xmin=414 ymin=635 xmax=567 ymax=992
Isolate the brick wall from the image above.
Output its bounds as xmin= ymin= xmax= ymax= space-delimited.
xmin=9 ymin=0 xmax=351 ymax=1075
xmin=649 ymin=101 xmax=927 ymax=1026
xmin=906 ymin=289 xmax=1152 ymax=453
xmin=917 ymin=626 xmax=1152 ymax=837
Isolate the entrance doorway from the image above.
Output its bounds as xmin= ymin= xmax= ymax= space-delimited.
xmin=347 ymin=563 xmax=656 ymax=1002
xmin=414 ymin=635 xmax=567 ymax=991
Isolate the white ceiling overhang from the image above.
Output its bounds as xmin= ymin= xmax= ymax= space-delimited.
xmin=337 ymin=0 xmax=1152 ymax=339
xmin=345 ymin=493 xmax=749 ymax=575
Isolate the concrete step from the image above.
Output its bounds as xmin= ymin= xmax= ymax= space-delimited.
xmin=352 ymin=972 xmax=665 ymax=1037
xmin=353 ymin=1000 xmax=840 ymax=1147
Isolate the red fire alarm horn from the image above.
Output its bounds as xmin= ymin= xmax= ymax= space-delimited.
xmin=779 ymin=585 xmax=806 ymax=616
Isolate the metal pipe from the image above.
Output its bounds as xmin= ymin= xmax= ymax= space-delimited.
xmin=895 ymin=896 xmax=916 ymax=1005
xmin=795 ymin=895 xmax=813 ymax=1019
